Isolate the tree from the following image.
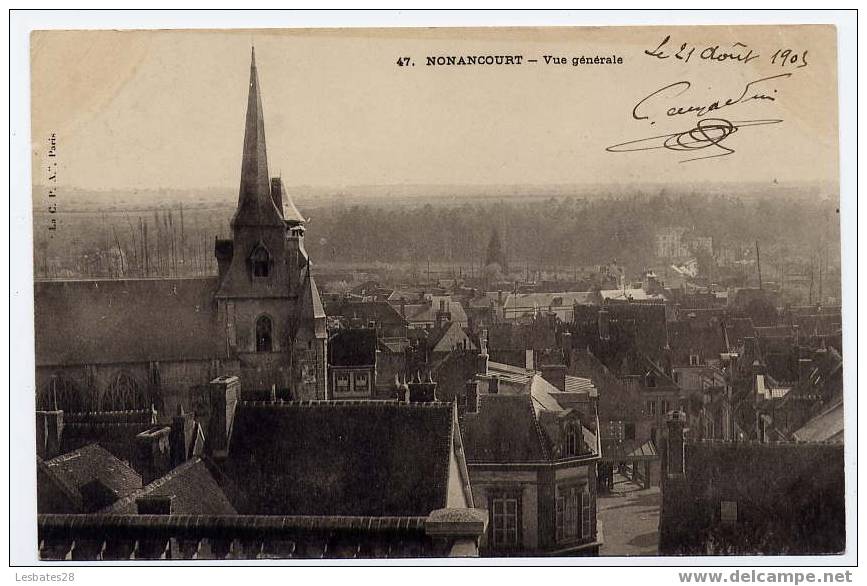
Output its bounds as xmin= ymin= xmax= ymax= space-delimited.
xmin=485 ymin=228 xmax=507 ymax=274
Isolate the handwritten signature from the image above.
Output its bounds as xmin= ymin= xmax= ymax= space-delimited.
xmin=605 ymin=118 xmax=783 ymax=163
xmin=633 ymin=73 xmax=791 ymax=123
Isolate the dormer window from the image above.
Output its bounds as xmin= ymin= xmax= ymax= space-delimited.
xmin=250 ymin=243 xmax=272 ymax=278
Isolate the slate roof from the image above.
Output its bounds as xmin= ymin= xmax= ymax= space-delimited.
xmin=427 ymin=322 xmax=477 ymax=354
xmin=792 ymin=399 xmax=844 ymax=443
xmin=34 ymin=278 xmax=226 ymax=366
xmin=564 ymin=375 xmax=597 ymax=397
xmin=668 ymin=318 xmax=728 ymax=364
xmin=104 ymin=458 xmax=237 ymax=515
xmin=724 ymin=317 xmax=756 ymax=347
xmin=403 ymin=298 xmax=469 ymax=325
xmin=224 ymin=401 xmax=456 ymax=516
xmin=41 ymin=444 xmax=142 ymax=510
xmin=327 ymin=301 xmax=408 ymax=327
xmin=600 ymin=288 xmax=664 ymax=301
xmin=329 ymin=328 xmax=378 ymax=367
xmin=660 ymin=440 xmax=845 ymax=555
xmin=461 ymin=394 xmax=549 ymax=463
xmin=501 ymin=291 xmax=597 ymax=320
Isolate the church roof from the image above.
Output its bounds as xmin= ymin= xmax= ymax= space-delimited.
xmin=232 ymin=47 xmax=283 ymax=229
xmin=34 ymin=277 xmax=227 ymax=366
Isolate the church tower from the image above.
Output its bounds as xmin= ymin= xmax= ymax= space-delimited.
xmin=214 ymin=48 xmax=327 ymax=400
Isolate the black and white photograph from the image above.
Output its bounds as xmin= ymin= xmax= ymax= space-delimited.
xmin=8 ymin=10 xmax=858 ymax=574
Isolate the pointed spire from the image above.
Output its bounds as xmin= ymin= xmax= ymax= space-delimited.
xmin=232 ymin=47 xmax=282 ymax=229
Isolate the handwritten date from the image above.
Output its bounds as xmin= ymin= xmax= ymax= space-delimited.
xmin=645 ymin=35 xmax=808 ymax=68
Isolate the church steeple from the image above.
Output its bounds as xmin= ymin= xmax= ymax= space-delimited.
xmin=232 ymin=47 xmax=282 ymax=229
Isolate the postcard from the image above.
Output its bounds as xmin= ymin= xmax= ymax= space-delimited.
xmin=20 ymin=22 xmax=847 ymax=564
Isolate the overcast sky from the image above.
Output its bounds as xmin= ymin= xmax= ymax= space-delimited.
xmin=31 ymin=26 xmax=838 ymax=193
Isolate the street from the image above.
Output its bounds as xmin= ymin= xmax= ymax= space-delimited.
xmin=598 ymin=473 xmax=660 ymax=556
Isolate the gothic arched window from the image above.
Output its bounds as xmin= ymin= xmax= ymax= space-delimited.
xmin=250 ymin=244 xmax=271 ymax=278
xmin=101 ymin=372 xmax=146 ymax=411
xmin=256 ymin=315 xmax=273 ymax=352
xmin=39 ymin=375 xmax=87 ymax=412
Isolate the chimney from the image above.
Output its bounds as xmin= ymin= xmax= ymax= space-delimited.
xmin=598 ymin=308 xmax=610 ymax=341
xmin=477 ymin=330 xmax=489 ymax=375
xmin=134 ymin=426 xmax=172 ymax=484
xmin=561 ymin=331 xmax=573 ymax=355
xmin=464 ymin=379 xmax=480 ymax=414
xmin=136 ymin=495 xmax=174 ymax=515
xmin=169 ymin=406 xmax=195 ymax=468
xmin=203 ymin=375 xmax=240 ymax=456
xmin=541 ymin=364 xmax=567 ymax=392
xmin=36 ymin=410 xmax=64 ymax=460
xmin=408 ymin=371 xmax=437 ymax=402
xmin=663 ymin=410 xmax=686 ymax=478
xmin=435 ymin=300 xmax=451 ymax=329
xmin=798 ymin=358 xmax=814 ymax=384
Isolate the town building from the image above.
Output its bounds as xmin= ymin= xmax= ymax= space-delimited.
xmin=456 ymin=344 xmax=602 ymax=556
xmin=37 ymin=377 xmax=489 ymax=559
xmin=658 ymin=411 xmax=845 ymax=555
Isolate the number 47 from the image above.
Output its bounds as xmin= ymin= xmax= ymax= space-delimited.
xmin=396 ymin=57 xmax=412 ymax=66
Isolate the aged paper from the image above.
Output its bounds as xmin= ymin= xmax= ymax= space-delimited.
xmin=26 ymin=25 xmax=844 ymax=562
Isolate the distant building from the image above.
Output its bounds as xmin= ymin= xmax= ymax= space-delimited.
xmin=655 ymin=227 xmax=712 ymax=260
xmin=501 ymin=291 xmax=599 ymax=323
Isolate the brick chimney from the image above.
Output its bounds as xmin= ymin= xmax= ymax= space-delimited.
xmin=663 ymin=410 xmax=686 ymax=478
xmin=202 ymin=375 xmax=240 ymax=457
xmin=541 ymin=363 xmax=567 ymax=392
xmin=36 ymin=410 xmax=64 ymax=460
xmin=408 ymin=371 xmax=437 ymax=402
xmin=134 ymin=426 xmax=172 ymax=484
xmin=798 ymin=358 xmax=814 ymax=384
xmin=464 ymin=379 xmax=480 ymax=414
xmin=598 ymin=308 xmax=610 ymax=341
